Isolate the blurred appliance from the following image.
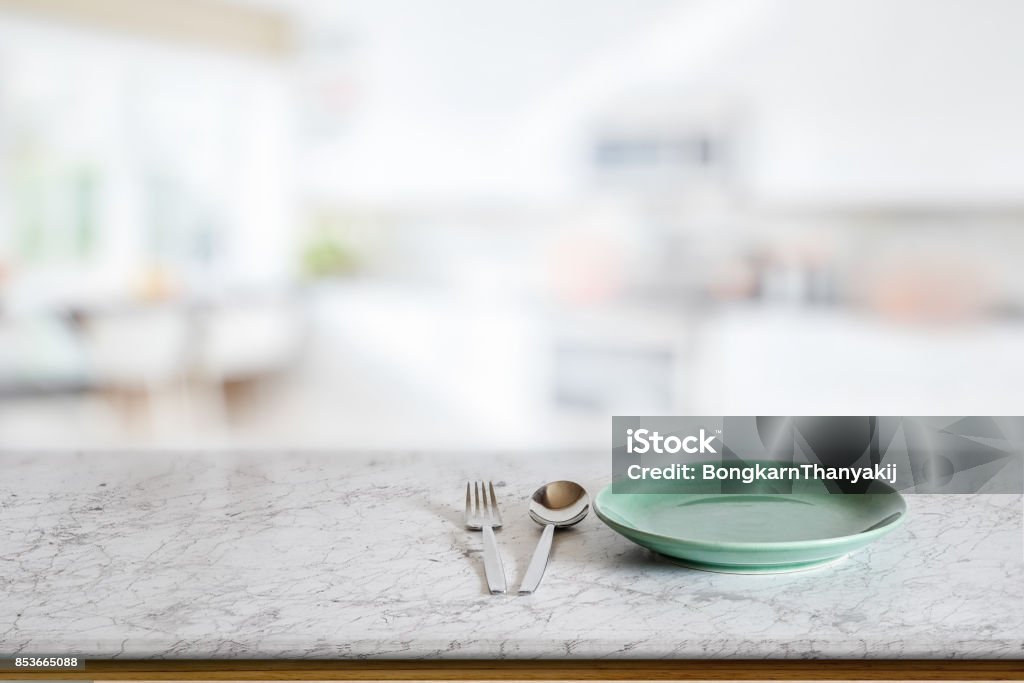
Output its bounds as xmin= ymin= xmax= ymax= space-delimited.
xmin=549 ymin=306 xmax=692 ymax=416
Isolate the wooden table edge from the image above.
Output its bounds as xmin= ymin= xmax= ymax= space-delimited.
xmin=1 ymin=659 xmax=1023 ymax=680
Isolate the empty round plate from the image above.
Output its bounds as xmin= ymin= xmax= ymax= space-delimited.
xmin=594 ymin=480 xmax=906 ymax=573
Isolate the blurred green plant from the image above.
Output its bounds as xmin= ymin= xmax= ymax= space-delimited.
xmin=300 ymin=213 xmax=361 ymax=279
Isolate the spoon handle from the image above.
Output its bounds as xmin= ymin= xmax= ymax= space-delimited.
xmin=518 ymin=523 xmax=555 ymax=594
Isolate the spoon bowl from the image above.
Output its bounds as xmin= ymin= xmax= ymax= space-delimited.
xmin=528 ymin=480 xmax=590 ymax=527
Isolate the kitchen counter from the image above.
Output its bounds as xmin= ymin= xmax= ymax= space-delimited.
xmin=1 ymin=451 xmax=1022 ymax=659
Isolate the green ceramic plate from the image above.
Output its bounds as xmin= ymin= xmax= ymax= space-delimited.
xmin=594 ymin=476 xmax=907 ymax=573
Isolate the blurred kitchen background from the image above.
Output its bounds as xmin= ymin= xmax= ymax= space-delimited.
xmin=1 ymin=0 xmax=1023 ymax=450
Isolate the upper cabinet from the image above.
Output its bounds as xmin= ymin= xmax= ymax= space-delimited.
xmin=732 ymin=0 xmax=1024 ymax=206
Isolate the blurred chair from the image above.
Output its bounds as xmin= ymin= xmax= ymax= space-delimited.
xmin=81 ymin=307 xmax=192 ymax=435
xmin=197 ymin=302 xmax=304 ymax=382
xmin=193 ymin=299 xmax=306 ymax=426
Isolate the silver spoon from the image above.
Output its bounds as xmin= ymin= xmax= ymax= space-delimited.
xmin=518 ymin=480 xmax=590 ymax=594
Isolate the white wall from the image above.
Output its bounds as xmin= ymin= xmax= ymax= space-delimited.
xmin=311 ymin=0 xmax=1024 ymax=206
xmin=295 ymin=0 xmax=679 ymax=203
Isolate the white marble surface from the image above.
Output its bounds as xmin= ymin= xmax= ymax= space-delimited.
xmin=1 ymin=451 xmax=1022 ymax=659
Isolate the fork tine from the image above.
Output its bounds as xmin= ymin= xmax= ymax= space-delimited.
xmin=479 ymin=480 xmax=489 ymax=516
xmin=474 ymin=480 xmax=481 ymax=517
xmin=464 ymin=481 xmax=471 ymax=522
xmin=489 ymin=481 xmax=502 ymax=525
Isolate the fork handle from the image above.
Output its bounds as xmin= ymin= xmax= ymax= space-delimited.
xmin=481 ymin=525 xmax=507 ymax=594
xmin=518 ymin=523 xmax=555 ymax=594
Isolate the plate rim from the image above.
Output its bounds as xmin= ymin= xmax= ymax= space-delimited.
xmin=593 ymin=483 xmax=908 ymax=551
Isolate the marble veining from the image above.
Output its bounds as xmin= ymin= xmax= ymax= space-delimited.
xmin=1 ymin=451 xmax=1022 ymax=659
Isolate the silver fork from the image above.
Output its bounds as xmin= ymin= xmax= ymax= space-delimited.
xmin=464 ymin=481 xmax=507 ymax=594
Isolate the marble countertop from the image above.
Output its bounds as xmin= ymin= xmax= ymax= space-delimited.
xmin=1 ymin=451 xmax=1022 ymax=659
